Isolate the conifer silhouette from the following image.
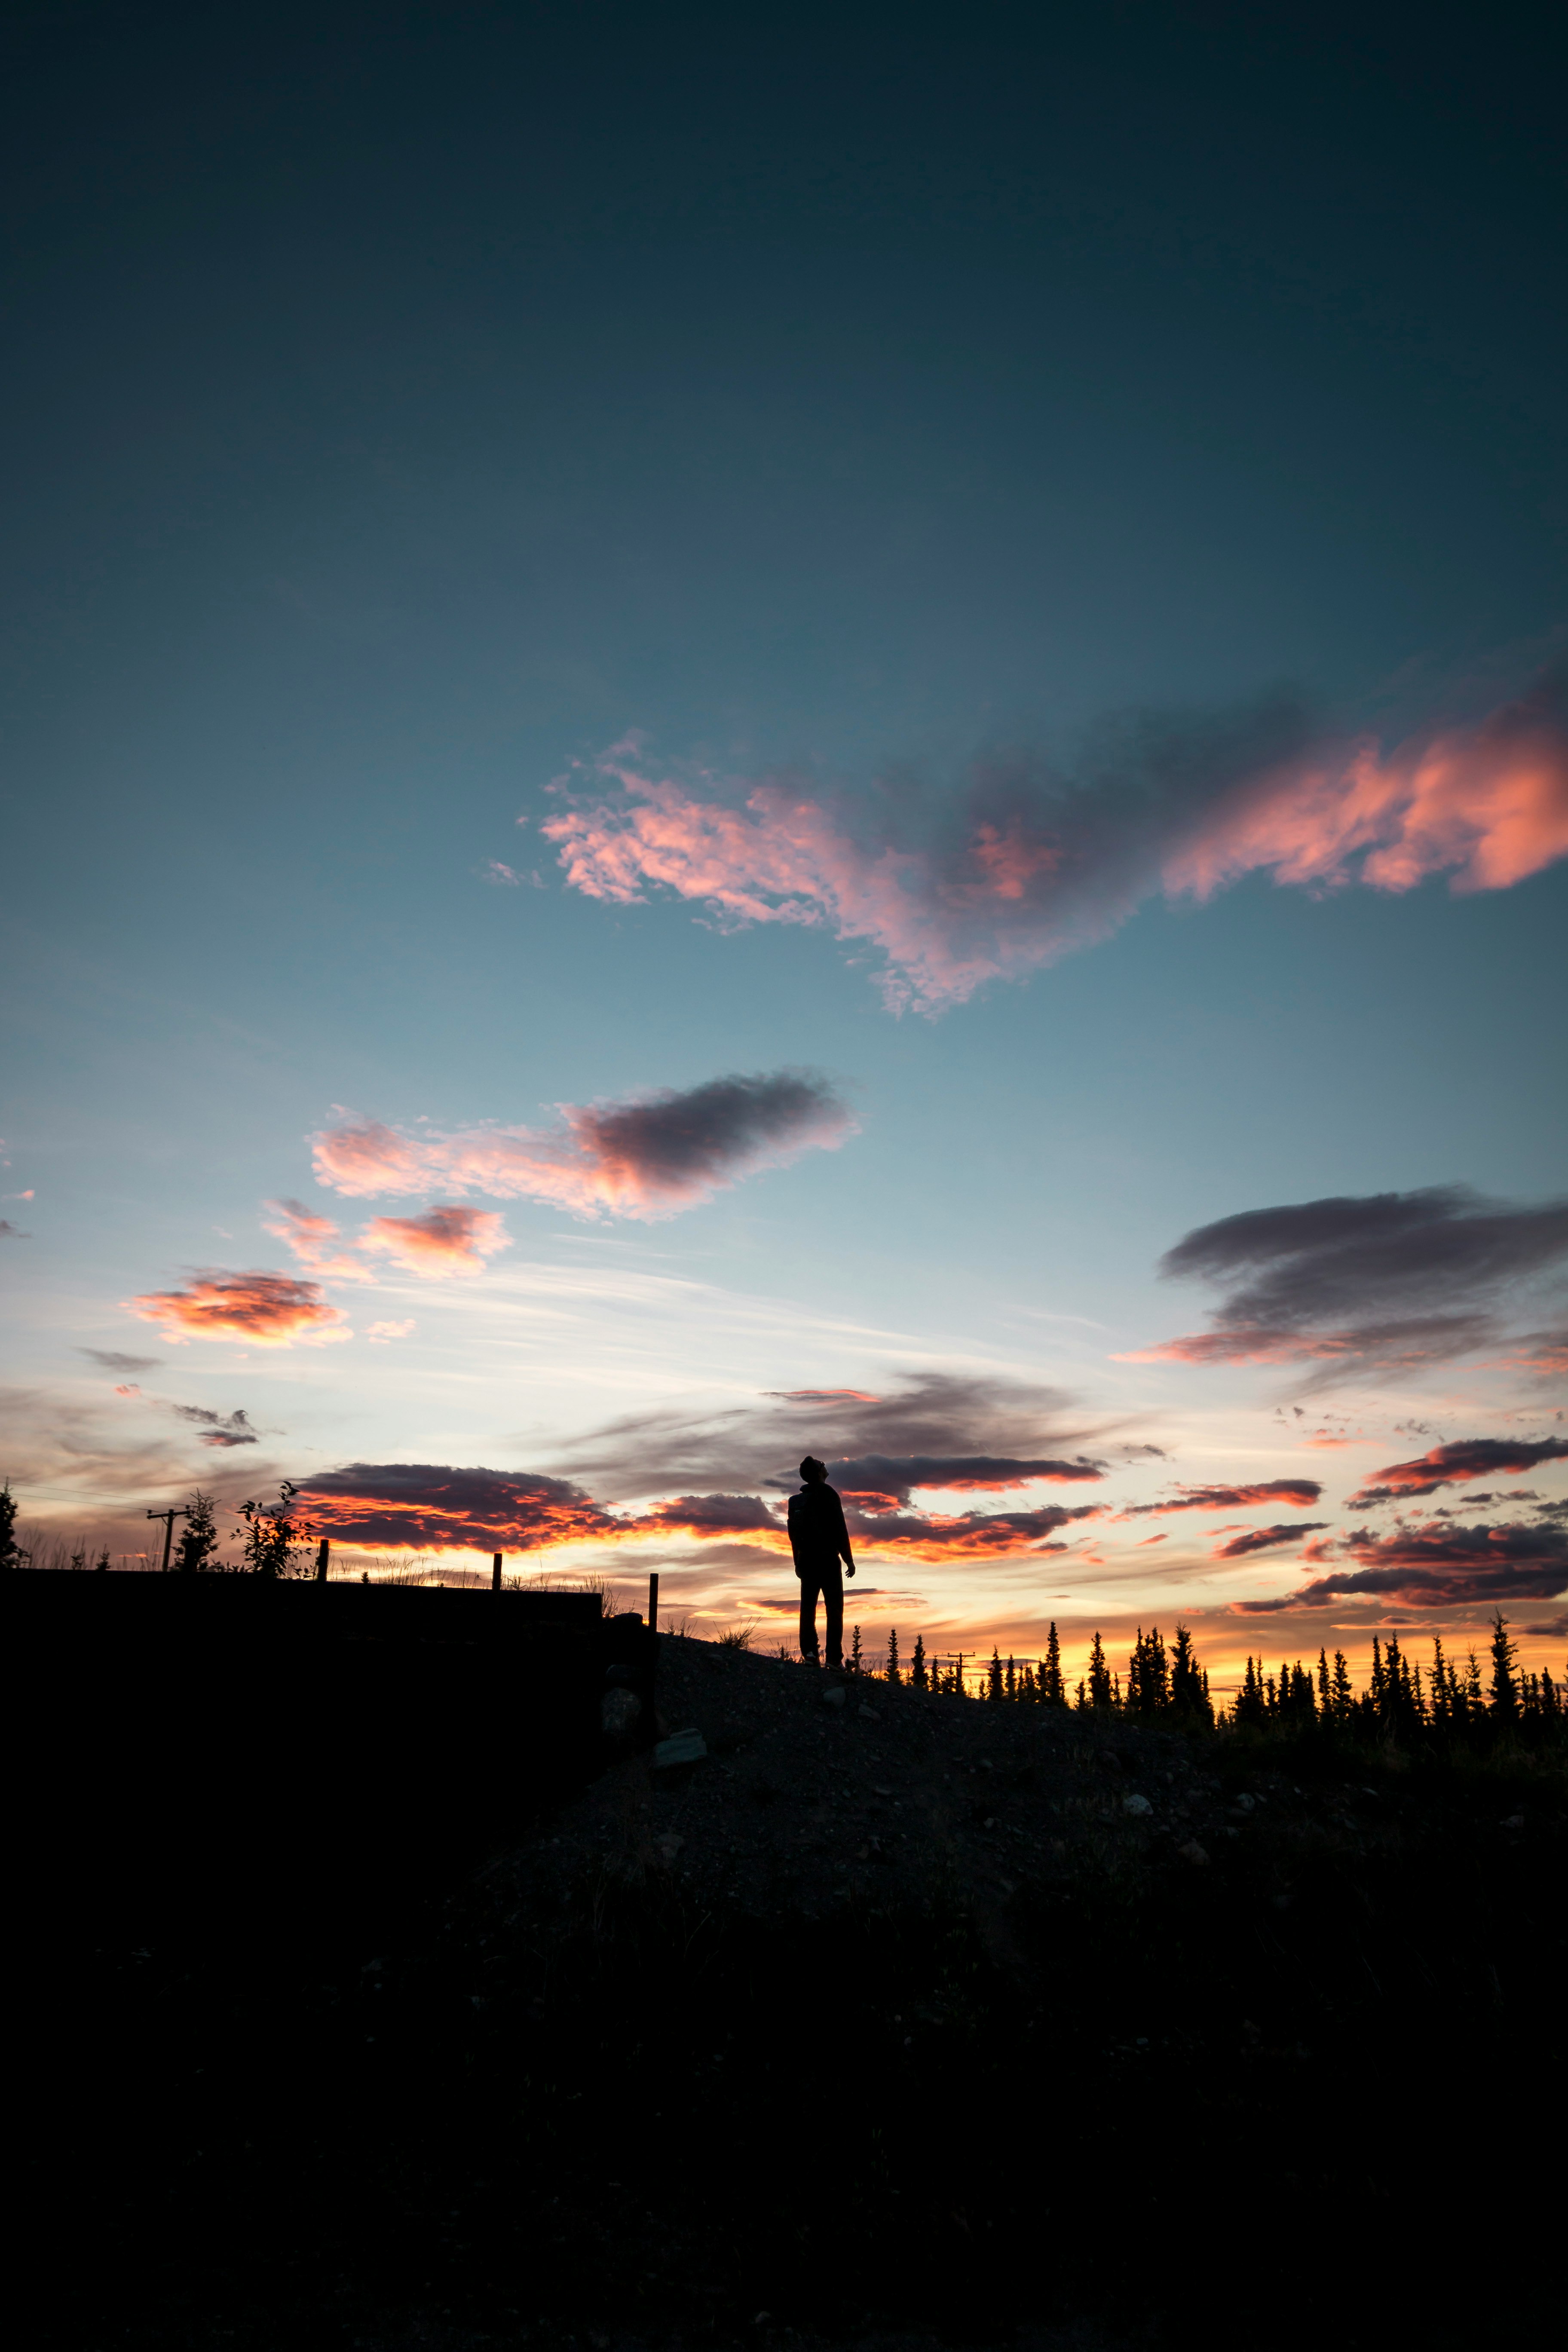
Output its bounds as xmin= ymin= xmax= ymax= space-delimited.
xmin=1488 ymin=1613 xmax=1519 ymax=1720
xmin=1087 ymin=1631 xmax=1113 ymax=1709
xmin=910 ymin=1633 xmax=928 ymax=1692
xmin=0 ymin=1482 xmax=20 ymax=1572
xmin=1170 ymin=1624 xmax=1212 ymax=1724
xmin=887 ymin=1627 xmax=902 ymax=1685
xmin=1040 ymin=1621 xmax=1066 ymax=1707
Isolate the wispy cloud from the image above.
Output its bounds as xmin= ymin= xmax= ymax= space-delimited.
xmin=545 ymin=1370 xmax=1103 ymax=1503
xmin=1348 ymin=1435 xmax=1568 ymax=1506
xmin=262 ymin=1199 xmax=371 ymax=1281
xmin=539 ymin=668 xmax=1568 ymax=1014
xmin=840 ymin=1501 xmax=1103 ymax=1559
xmin=1213 ymin=1521 xmax=1331 ymax=1559
xmin=830 ymin=1452 xmax=1106 ymax=1507
xmin=366 ymin=1319 xmax=416 ymax=1344
xmin=126 ymin=1271 xmax=351 ymax=1348
xmin=310 ymin=1069 xmax=856 ymax=1220
xmin=168 ymin=1403 xmax=260 ymax=1448
xmin=265 ymin=1196 xmax=512 ymax=1280
xmin=1126 ymin=1185 xmax=1568 ymax=1381
xmin=80 ymin=1349 xmax=164 ymax=1375
xmin=1118 ymin=1478 xmax=1323 ymax=1516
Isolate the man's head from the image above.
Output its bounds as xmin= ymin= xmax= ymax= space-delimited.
xmin=799 ymin=1455 xmax=827 ymax=1485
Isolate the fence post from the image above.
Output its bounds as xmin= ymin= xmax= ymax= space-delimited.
xmin=315 ymin=1538 xmax=330 ymax=1583
xmin=648 ymin=1571 xmax=658 ymax=1634
xmin=492 ymin=1551 xmax=503 ymax=1592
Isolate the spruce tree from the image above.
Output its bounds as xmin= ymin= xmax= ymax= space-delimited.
xmin=1087 ymin=1631 xmax=1113 ymax=1709
xmin=0 ymin=1481 xmax=20 ymax=1572
xmin=174 ymin=1490 xmax=220 ymax=1575
xmin=1462 ymin=1648 xmax=1483 ymax=1719
xmin=887 ymin=1626 xmax=902 ymax=1685
xmin=910 ymin=1633 xmax=928 ymax=1692
xmin=1170 ymin=1625 xmax=1212 ymax=1725
xmin=1234 ymin=1656 xmax=1267 ymax=1730
xmin=1040 ymin=1621 xmax=1066 ymax=1707
xmin=850 ymin=1624 xmax=864 ymax=1675
xmin=1429 ymin=1636 xmax=1450 ymax=1727
xmin=987 ymin=1648 xmax=1004 ymax=1701
xmin=1488 ymin=1613 xmax=1519 ymax=1721
xmin=1331 ymin=1649 xmax=1354 ymax=1722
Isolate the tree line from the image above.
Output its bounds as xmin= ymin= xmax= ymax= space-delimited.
xmin=848 ymin=1611 xmax=1564 ymax=1742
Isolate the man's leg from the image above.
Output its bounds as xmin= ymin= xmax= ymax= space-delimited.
xmin=798 ymin=1571 xmax=820 ymax=1661
xmin=821 ymin=1563 xmax=844 ymax=1667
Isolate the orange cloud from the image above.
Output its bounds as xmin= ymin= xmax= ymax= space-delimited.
xmin=298 ymin=1463 xmax=619 ymax=1552
xmin=359 ymin=1205 xmax=512 ymax=1276
xmin=126 ymin=1271 xmax=350 ymax=1347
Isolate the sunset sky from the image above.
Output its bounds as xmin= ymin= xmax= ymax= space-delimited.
xmin=3 ymin=3 xmax=1565 ymax=1692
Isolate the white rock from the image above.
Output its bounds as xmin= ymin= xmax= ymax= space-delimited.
xmin=1123 ymin=1793 xmax=1153 ymax=1816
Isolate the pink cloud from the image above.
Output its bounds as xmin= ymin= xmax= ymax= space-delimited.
xmin=1161 ymin=703 xmax=1568 ymax=903
xmin=366 ymin=1319 xmax=416 ymax=1343
xmin=126 ymin=1271 xmax=351 ymax=1348
xmin=359 ymin=1205 xmax=512 ymax=1276
xmin=311 ymin=1069 xmax=854 ymax=1220
xmin=539 ymin=678 xmax=1568 ymax=1014
xmin=263 ymin=1199 xmax=371 ymax=1282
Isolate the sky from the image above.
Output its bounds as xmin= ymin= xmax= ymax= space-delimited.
xmin=3 ymin=0 xmax=1565 ymax=1693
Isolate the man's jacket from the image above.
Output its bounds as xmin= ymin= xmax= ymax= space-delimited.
xmin=787 ymin=1480 xmax=854 ymax=1575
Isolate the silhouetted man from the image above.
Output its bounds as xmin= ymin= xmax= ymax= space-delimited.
xmin=787 ymin=1455 xmax=855 ymax=1668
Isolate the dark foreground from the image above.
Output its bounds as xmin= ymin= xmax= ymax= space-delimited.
xmin=22 ymin=1636 xmax=1566 ymax=2352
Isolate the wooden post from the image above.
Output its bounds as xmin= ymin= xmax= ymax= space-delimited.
xmin=315 ymin=1538 xmax=330 ymax=1583
xmin=647 ymin=1571 xmax=658 ymax=1635
xmin=147 ymin=1507 xmax=187 ymax=1573
xmin=492 ymin=1552 xmax=503 ymax=1592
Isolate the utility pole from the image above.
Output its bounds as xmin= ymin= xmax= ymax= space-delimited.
xmin=315 ymin=1538 xmax=330 ymax=1582
xmin=492 ymin=1551 xmax=503 ymax=1592
xmin=147 ymin=1506 xmax=188 ymax=1573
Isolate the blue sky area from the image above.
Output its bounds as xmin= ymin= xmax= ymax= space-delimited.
xmin=3 ymin=3 xmax=1565 ymax=1685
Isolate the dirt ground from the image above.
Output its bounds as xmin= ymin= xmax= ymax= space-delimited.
xmin=489 ymin=1631 xmax=1396 ymax=1936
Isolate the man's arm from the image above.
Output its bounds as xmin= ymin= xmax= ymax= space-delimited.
xmin=833 ymin=1489 xmax=856 ymax=1578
